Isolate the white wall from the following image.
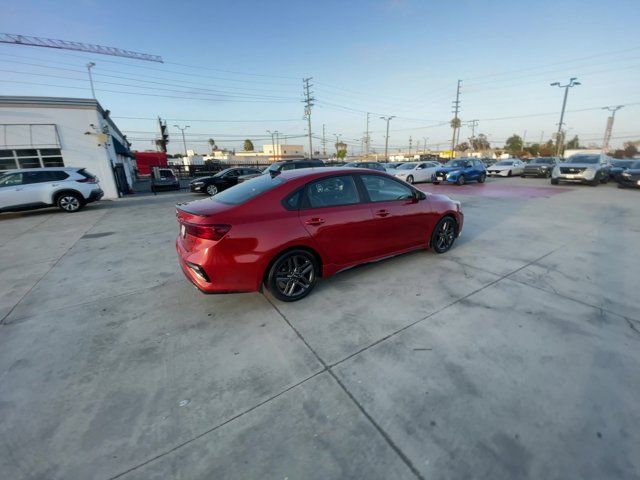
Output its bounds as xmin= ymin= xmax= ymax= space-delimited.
xmin=0 ymin=105 xmax=120 ymax=198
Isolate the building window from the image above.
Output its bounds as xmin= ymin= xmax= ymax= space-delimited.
xmin=0 ymin=149 xmax=64 ymax=171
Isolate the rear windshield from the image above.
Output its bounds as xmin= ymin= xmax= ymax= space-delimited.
xmin=212 ymin=174 xmax=283 ymax=205
xmin=531 ymin=158 xmax=554 ymax=164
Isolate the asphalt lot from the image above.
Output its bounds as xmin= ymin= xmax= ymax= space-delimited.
xmin=1 ymin=176 xmax=639 ymax=480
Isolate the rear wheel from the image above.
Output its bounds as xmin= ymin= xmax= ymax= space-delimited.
xmin=206 ymin=184 xmax=218 ymax=196
xmin=432 ymin=181 xmax=440 ymax=185
xmin=456 ymin=175 xmax=466 ymax=186
xmin=406 ymin=175 xmax=414 ymax=184
xmin=550 ymin=178 xmax=559 ymax=185
xmin=267 ymin=250 xmax=319 ymax=302
xmin=431 ymin=217 xmax=457 ymax=253
xmin=57 ymin=192 xmax=84 ymax=212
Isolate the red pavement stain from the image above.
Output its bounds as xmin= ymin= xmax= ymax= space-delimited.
xmin=416 ymin=182 xmax=573 ymax=199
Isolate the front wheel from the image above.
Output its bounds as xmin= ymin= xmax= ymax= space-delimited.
xmin=431 ymin=217 xmax=457 ymax=253
xmin=206 ymin=184 xmax=218 ymax=196
xmin=57 ymin=192 xmax=84 ymax=212
xmin=550 ymin=178 xmax=559 ymax=185
xmin=507 ymin=170 xmax=512 ymax=177
xmin=267 ymin=250 xmax=319 ymax=302
xmin=432 ymin=181 xmax=440 ymax=185
xmin=406 ymin=175 xmax=414 ymax=184
xmin=456 ymin=175 xmax=466 ymax=186
xmin=477 ymin=173 xmax=486 ymax=183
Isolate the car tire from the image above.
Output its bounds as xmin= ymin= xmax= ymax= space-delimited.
xmin=56 ymin=192 xmax=84 ymax=213
xmin=206 ymin=184 xmax=218 ymax=196
xmin=456 ymin=175 xmax=466 ymax=186
xmin=590 ymin=176 xmax=599 ymax=186
xmin=507 ymin=170 xmax=512 ymax=177
xmin=550 ymin=178 xmax=559 ymax=185
xmin=432 ymin=181 xmax=440 ymax=185
xmin=477 ymin=173 xmax=486 ymax=183
xmin=267 ymin=250 xmax=319 ymax=302
xmin=406 ymin=175 xmax=414 ymax=184
xmin=431 ymin=216 xmax=457 ymax=253
xmin=546 ymin=170 xmax=552 ymax=178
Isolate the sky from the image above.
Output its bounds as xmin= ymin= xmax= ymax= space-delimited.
xmin=1 ymin=0 xmax=639 ymax=155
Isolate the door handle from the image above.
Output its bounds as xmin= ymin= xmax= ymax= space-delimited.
xmin=375 ymin=209 xmax=391 ymax=217
xmin=305 ymin=218 xmax=325 ymax=226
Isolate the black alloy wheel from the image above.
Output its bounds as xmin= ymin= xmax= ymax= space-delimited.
xmin=267 ymin=250 xmax=319 ymax=302
xmin=431 ymin=217 xmax=457 ymax=253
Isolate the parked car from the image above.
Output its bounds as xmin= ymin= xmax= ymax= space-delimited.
xmin=343 ymin=161 xmax=386 ymax=172
xmin=393 ymin=161 xmax=440 ymax=184
xmin=617 ymin=161 xmax=640 ymax=188
xmin=551 ymin=154 xmax=611 ymax=186
xmin=151 ymin=168 xmax=180 ymax=192
xmin=432 ymin=158 xmax=486 ymax=185
xmin=610 ymin=159 xmax=637 ymax=182
xmin=486 ymin=159 xmax=525 ymax=177
xmin=238 ymin=159 xmax=325 ymax=183
xmin=522 ymin=157 xmax=559 ymax=177
xmin=189 ymin=167 xmax=262 ymax=195
xmin=175 ymin=168 xmax=463 ymax=301
xmin=0 ymin=167 xmax=103 ymax=213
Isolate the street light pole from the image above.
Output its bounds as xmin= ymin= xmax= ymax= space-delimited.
xmin=550 ymin=77 xmax=580 ymax=156
xmin=173 ymin=125 xmax=190 ymax=156
xmin=601 ymin=105 xmax=624 ymax=152
xmin=380 ymin=116 xmax=395 ymax=160
xmin=86 ymin=62 xmax=96 ymax=99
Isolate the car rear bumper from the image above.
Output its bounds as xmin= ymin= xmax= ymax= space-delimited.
xmin=86 ymin=189 xmax=104 ymax=203
xmin=175 ymin=235 xmax=260 ymax=293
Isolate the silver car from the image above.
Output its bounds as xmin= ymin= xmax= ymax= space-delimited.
xmin=551 ymin=154 xmax=611 ymax=186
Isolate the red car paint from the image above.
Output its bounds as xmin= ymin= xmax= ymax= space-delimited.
xmin=175 ymin=168 xmax=463 ymax=294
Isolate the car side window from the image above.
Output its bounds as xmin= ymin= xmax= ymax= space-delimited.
xmin=361 ymin=174 xmax=414 ymax=202
xmin=226 ymin=170 xmax=239 ymax=177
xmin=304 ymin=175 xmax=360 ymax=208
xmin=0 ymin=173 xmax=23 ymax=186
xmin=280 ymin=163 xmax=296 ymax=171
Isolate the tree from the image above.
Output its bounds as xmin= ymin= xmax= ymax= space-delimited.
xmin=505 ymin=134 xmax=523 ymax=154
xmin=566 ymin=135 xmax=580 ymax=149
xmin=335 ymin=141 xmax=347 ymax=153
xmin=471 ymin=133 xmax=490 ymax=151
xmin=450 ymin=118 xmax=461 ymax=129
xmin=454 ymin=142 xmax=469 ymax=152
xmin=623 ymin=142 xmax=638 ymax=158
xmin=243 ymin=139 xmax=254 ymax=151
xmin=208 ymin=138 xmax=216 ymax=152
xmin=524 ymin=143 xmax=540 ymax=156
xmin=336 ymin=149 xmax=347 ymax=159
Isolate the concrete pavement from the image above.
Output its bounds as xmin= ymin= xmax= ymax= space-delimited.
xmin=1 ymin=177 xmax=638 ymax=479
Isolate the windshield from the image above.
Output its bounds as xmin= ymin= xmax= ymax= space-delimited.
xmin=612 ymin=160 xmax=634 ymax=167
xmin=344 ymin=162 xmax=359 ymax=167
xmin=495 ymin=161 xmax=514 ymax=166
xmin=567 ymin=155 xmax=600 ymax=164
xmin=214 ymin=168 xmax=234 ymax=177
xmin=261 ymin=163 xmax=283 ymax=174
xmin=631 ymin=161 xmax=640 ymax=169
xmin=531 ymin=158 xmax=554 ymax=164
xmin=212 ymin=173 xmax=283 ymax=205
xmin=397 ymin=162 xmax=418 ymax=170
xmin=444 ymin=160 xmax=468 ymax=168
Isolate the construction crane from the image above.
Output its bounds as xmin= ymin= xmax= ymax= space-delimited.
xmin=0 ymin=33 xmax=163 ymax=63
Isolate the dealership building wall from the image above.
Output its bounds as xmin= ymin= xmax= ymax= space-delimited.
xmin=0 ymin=96 xmax=135 ymax=199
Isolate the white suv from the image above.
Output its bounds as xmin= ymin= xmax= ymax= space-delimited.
xmin=0 ymin=167 xmax=104 ymax=213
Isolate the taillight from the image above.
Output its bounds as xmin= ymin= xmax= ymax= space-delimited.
xmin=184 ymin=223 xmax=231 ymax=241
xmin=76 ymin=177 xmax=97 ymax=183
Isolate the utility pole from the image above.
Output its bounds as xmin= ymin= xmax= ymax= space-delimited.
xmin=468 ymin=119 xmax=479 ymax=151
xmin=364 ymin=112 xmax=370 ymax=156
xmin=601 ymin=105 xmax=624 ymax=153
xmin=550 ymin=77 xmax=580 ymax=156
xmin=303 ymin=77 xmax=314 ymax=158
xmin=522 ymin=130 xmax=527 ymax=151
xmin=540 ymin=131 xmax=544 ymax=143
xmin=408 ymin=136 xmax=412 ymax=155
xmin=173 ymin=124 xmax=190 ymax=156
xmin=380 ymin=116 xmax=395 ymax=160
xmin=450 ymin=79 xmax=462 ymax=158
xmin=423 ymin=137 xmax=428 ymax=153
xmin=322 ymin=124 xmax=326 ymax=156
xmin=86 ymin=62 xmax=96 ymax=99
xmin=267 ymin=130 xmax=276 ymax=161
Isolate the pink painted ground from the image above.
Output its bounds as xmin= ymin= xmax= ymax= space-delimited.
xmin=416 ymin=182 xmax=573 ymax=198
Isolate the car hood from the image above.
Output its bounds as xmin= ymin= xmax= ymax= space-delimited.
xmin=525 ymin=164 xmax=551 ymax=168
xmin=488 ymin=164 xmax=514 ymax=170
xmin=558 ymin=163 xmax=599 ymax=168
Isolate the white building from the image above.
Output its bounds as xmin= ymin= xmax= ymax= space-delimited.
xmin=0 ymin=96 xmax=135 ymax=199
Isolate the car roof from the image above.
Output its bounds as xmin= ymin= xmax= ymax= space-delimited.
xmin=277 ymin=166 xmax=381 ymax=181
xmin=1 ymin=167 xmax=81 ymax=173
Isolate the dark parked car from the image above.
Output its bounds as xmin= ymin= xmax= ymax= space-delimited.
xmin=522 ymin=157 xmax=559 ymax=178
xmin=343 ymin=161 xmax=386 ymax=172
xmin=618 ymin=161 xmax=640 ymax=188
xmin=610 ymin=159 xmax=637 ymax=182
xmin=151 ymin=168 xmax=180 ymax=192
xmin=189 ymin=167 xmax=262 ymax=196
xmin=237 ymin=159 xmax=325 ymax=183
xmin=432 ymin=158 xmax=486 ymax=185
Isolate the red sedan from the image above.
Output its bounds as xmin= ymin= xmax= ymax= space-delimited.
xmin=175 ymin=167 xmax=463 ymax=301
